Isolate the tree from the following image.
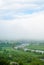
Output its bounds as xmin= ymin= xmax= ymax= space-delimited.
xmin=0 ymin=59 xmax=10 ymax=65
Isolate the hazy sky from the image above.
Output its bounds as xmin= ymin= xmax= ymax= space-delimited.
xmin=0 ymin=0 xmax=44 ymax=40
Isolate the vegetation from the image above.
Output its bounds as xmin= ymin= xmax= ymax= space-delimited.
xmin=26 ymin=43 xmax=44 ymax=50
xmin=0 ymin=40 xmax=44 ymax=65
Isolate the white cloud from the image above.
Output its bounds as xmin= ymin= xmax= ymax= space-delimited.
xmin=0 ymin=0 xmax=3 ymax=8
xmin=0 ymin=0 xmax=44 ymax=40
xmin=0 ymin=11 xmax=44 ymax=40
xmin=0 ymin=0 xmax=44 ymax=10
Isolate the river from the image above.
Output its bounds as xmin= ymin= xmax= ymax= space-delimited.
xmin=14 ymin=43 xmax=44 ymax=54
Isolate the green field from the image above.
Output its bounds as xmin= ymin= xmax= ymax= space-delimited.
xmin=26 ymin=44 xmax=44 ymax=50
xmin=0 ymin=41 xmax=44 ymax=65
xmin=0 ymin=47 xmax=44 ymax=65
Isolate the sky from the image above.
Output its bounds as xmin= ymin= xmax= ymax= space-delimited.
xmin=0 ymin=0 xmax=44 ymax=40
